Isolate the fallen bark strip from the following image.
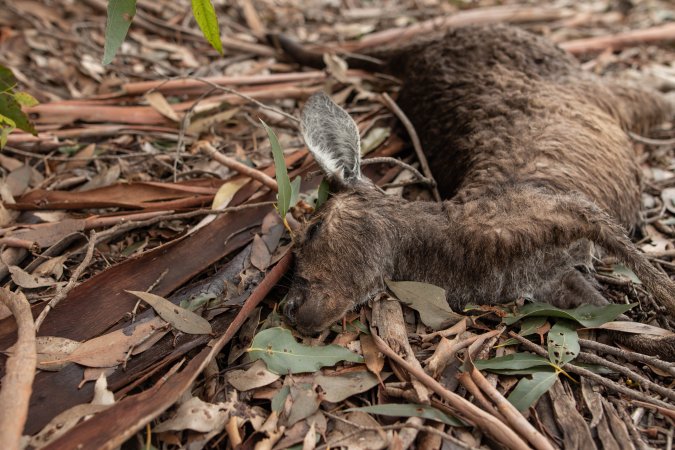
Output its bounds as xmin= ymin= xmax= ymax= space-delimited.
xmin=369 ymin=331 xmax=531 ymax=450
xmin=0 ymin=289 xmax=36 ymax=450
xmin=40 ymin=252 xmax=293 ymax=450
xmin=560 ymin=23 xmax=675 ymax=55
xmin=349 ymin=5 xmax=572 ymax=51
xmin=25 ymin=85 xmax=320 ymax=126
xmin=122 ymin=71 xmax=331 ymax=96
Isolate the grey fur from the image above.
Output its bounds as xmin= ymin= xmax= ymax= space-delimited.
xmin=283 ymin=26 xmax=675 ymax=349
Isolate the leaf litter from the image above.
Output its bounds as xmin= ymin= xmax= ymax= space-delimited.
xmin=0 ymin=0 xmax=674 ymax=449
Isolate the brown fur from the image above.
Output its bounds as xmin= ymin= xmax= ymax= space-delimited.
xmin=275 ymin=26 xmax=675 ymax=345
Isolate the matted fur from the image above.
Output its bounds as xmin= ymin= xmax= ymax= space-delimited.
xmin=276 ymin=25 xmax=675 ymax=342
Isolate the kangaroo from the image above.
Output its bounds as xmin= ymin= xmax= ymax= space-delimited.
xmin=274 ymin=25 xmax=675 ymax=350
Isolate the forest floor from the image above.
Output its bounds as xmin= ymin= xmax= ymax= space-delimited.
xmin=1 ymin=0 xmax=675 ymax=449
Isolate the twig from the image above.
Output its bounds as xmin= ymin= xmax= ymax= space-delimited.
xmin=579 ymin=338 xmax=675 ymax=377
xmin=380 ymin=93 xmax=441 ymax=202
xmin=190 ymin=77 xmax=300 ymax=125
xmin=361 ymin=156 xmax=435 ymax=187
xmin=469 ymin=366 xmax=555 ymax=450
xmin=34 ymin=231 xmax=97 ymax=332
xmin=628 ymin=132 xmax=675 ymax=147
xmin=509 ymin=332 xmax=675 ymax=411
xmin=0 ymin=237 xmax=38 ymax=252
xmin=370 ymin=331 xmax=532 ymax=450
xmin=575 ymin=351 xmax=675 ymax=402
xmin=193 ymin=141 xmax=279 ymax=191
xmin=457 ymin=372 xmax=507 ymax=423
xmin=121 ymin=71 xmax=330 ymax=96
xmin=0 ymin=289 xmax=36 ymax=450
xmin=560 ymin=23 xmax=675 ymax=55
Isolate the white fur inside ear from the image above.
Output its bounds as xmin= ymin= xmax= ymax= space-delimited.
xmin=300 ymin=92 xmax=361 ymax=183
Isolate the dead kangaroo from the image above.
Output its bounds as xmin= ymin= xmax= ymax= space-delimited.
xmin=275 ymin=25 xmax=675 ymax=350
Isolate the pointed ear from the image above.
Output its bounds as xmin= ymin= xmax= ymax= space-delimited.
xmin=300 ymin=92 xmax=362 ymax=188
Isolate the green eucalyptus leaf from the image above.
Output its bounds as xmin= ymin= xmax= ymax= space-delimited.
xmin=474 ymin=353 xmax=553 ymax=372
xmin=191 ymin=0 xmax=223 ymax=54
xmin=0 ymin=65 xmax=17 ymax=92
xmin=13 ymin=91 xmax=39 ymax=107
xmin=500 ymin=316 xmax=547 ymax=346
xmin=289 ymin=176 xmax=301 ymax=208
xmin=547 ymin=320 xmax=580 ymax=366
xmin=347 ymin=403 xmax=464 ymax=427
xmin=316 ymin=178 xmax=330 ymax=208
xmin=103 ymin=0 xmax=136 ymax=64
xmin=503 ymin=302 xmax=634 ymax=328
xmin=261 ymin=120 xmax=292 ymax=219
xmin=0 ymin=92 xmax=35 ymax=134
xmin=507 ymin=369 xmax=558 ymax=412
xmin=248 ymin=327 xmax=363 ymax=374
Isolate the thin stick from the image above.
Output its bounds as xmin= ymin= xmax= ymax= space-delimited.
xmin=194 ymin=141 xmax=279 ymax=191
xmin=579 ymin=338 xmax=675 ymax=377
xmin=0 ymin=289 xmax=36 ymax=450
xmin=380 ymin=93 xmax=442 ymax=202
xmin=0 ymin=237 xmax=38 ymax=252
xmin=361 ymin=156 xmax=434 ymax=187
xmin=469 ymin=366 xmax=555 ymax=450
xmin=457 ymin=372 xmax=507 ymax=423
xmin=575 ymin=351 xmax=675 ymax=402
xmin=560 ymin=23 xmax=675 ymax=55
xmin=370 ymin=331 xmax=531 ymax=450
xmin=509 ymin=332 xmax=675 ymax=411
xmin=628 ymin=132 xmax=675 ymax=147
xmin=34 ymin=231 xmax=97 ymax=331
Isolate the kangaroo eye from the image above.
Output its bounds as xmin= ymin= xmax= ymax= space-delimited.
xmin=305 ymin=221 xmax=322 ymax=241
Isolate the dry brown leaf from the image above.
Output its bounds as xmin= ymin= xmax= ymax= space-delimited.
xmin=8 ymin=219 xmax=86 ymax=248
xmin=35 ymin=336 xmax=81 ymax=371
xmin=187 ymin=108 xmax=239 ymax=134
xmin=63 ymin=143 xmax=96 ymax=171
xmin=127 ymin=290 xmax=213 ymax=335
xmin=315 ymin=370 xmax=383 ymax=403
xmin=8 ymin=265 xmax=58 ymax=289
xmin=145 ymin=91 xmax=180 ymax=122
xmin=28 ymin=403 xmax=109 ymax=448
xmin=33 ymin=254 xmax=68 ymax=280
xmin=80 ymin=367 xmax=116 ymax=388
xmin=6 ymin=165 xmax=32 ymax=197
xmin=250 ymin=234 xmax=272 ymax=271
xmin=360 ymin=333 xmax=384 ymax=379
xmin=77 ymin=164 xmax=121 ymax=191
xmin=595 ymin=321 xmax=675 ymax=337
xmin=153 ymin=397 xmax=231 ymax=433
xmin=68 ymin=317 xmax=165 ymax=367
xmin=228 ymin=360 xmax=280 ymax=391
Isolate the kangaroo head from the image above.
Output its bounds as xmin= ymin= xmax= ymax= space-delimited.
xmin=285 ymin=92 xmax=400 ymax=334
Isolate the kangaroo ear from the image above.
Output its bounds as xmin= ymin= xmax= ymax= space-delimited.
xmin=300 ymin=92 xmax=362 ymax=187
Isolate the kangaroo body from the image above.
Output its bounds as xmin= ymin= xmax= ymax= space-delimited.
xmin=275 ymin=25 xmax=675 ymax=347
